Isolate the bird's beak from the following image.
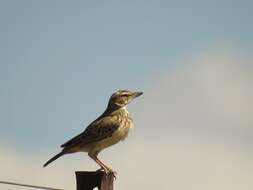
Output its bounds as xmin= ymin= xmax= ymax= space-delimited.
xmin=132 ymin=91 xmax=143 ymax=98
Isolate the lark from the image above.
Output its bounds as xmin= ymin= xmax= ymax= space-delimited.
xmin=43 ymin=90 xmax=143 ymax=175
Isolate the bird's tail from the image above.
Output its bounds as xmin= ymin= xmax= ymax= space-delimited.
xmin=43 ymin=151 xmax=65 ymax=167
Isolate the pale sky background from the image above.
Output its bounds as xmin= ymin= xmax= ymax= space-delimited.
xmin=0 ymin=1 xmax=253 ymax=190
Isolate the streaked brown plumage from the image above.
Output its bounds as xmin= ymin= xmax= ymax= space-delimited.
xmin=43 ymin=90 xmax=143 ymax=175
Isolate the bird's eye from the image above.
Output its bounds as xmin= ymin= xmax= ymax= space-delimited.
xmin=121 ymin=94 xmax=129 ymax=97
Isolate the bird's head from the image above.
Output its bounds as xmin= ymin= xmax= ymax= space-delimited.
xmin=108 ymin=90 xmax=143 ymax=109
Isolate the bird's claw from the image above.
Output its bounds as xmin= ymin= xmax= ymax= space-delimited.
xmin=96 ymin=167 xmax=117 ymax=179
xmin=107 ymin=169 xmax=117 ymax=179
xmin=103 ymin=169 xmax=117 ymax=179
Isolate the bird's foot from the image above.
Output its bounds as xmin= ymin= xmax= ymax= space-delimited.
xmin=96 ymin=167 xmax=117 ymax=179
xmin=106 ymin=168 xmax=117 ymax=179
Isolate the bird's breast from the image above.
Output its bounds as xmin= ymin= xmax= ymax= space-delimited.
xmin=84 ymin=109 xmax=134 ymax=155
xmin=117 ymin=116 xmax=133 ymax=140
xmin=90 ymin=115 xmax=133 ymax=153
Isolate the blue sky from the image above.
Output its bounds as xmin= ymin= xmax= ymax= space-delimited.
xmin=1 ymin=1 xmax=253 ymax=190
xmin=1 ymin=0 xmax=252 ymax=150
xmin=0 ymin=0 xmax=253 ymax=149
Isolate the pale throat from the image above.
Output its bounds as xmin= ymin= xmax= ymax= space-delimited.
xmin=121 ymin=106 xmax=128 ymax=112
xmin=121 ymin=106 xmax=131 ymax=118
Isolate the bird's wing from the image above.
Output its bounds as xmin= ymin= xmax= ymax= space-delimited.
xmin=61 ymin=115 xmax=120 ymax=149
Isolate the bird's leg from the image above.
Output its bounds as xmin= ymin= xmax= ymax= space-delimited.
xmin=88 ymin=153 xmax=108 ymax=172
xmin=88 ymin=153 xmax=117 ymax=178
xmin=95 ymin=157 xmax=115 ymax=172
xmin=95 ymin=156 xmax=117 ymax=178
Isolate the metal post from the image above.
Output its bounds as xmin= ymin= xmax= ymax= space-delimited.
xmin=75 ymin=171 xmax=114 ymax=190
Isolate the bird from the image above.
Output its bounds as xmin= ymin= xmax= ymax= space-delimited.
xmin=43 ymin=89 xmax=143 ymax=176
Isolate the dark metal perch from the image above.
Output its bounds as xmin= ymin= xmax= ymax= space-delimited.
xmin=76 ymin=171 xmax=114 ymax=190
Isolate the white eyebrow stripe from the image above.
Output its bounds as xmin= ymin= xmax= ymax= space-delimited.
xmin=121 ymin=92 xmax=131 ymax=96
